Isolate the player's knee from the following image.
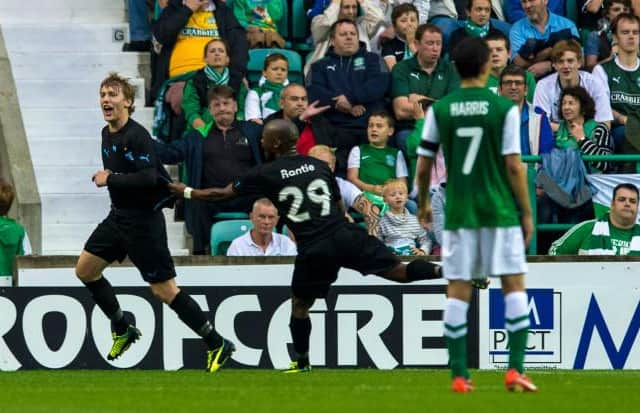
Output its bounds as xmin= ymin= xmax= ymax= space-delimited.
xmin=74 ymin=264 xmax=101 ymax=283
xmin=291 ymin=296 xmax=314 ymax=318
xmin=150 ymin=282 xmax=179 ymax=304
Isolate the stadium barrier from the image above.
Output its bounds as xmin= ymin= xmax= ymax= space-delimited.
xmin=2 ymin=256 xmax=638 ymax=371
xmin=522 ymin=154 xmax=640 ymax=254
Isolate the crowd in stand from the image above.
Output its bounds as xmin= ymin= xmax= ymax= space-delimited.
xmin=121 ymin=0 xmax=640 ymax=256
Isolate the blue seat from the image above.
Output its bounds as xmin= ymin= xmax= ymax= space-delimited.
xmin=210 ymin=219 xmax=252 ymax=255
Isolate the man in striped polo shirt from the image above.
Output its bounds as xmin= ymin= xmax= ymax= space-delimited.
xmin=549 ymin=183 xmax=640 ymax=255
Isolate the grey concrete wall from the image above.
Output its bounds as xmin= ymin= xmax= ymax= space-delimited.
xmin=0 ymin=28 xmax=41 ymax=253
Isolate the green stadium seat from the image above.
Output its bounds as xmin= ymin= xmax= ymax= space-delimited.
xmin=212 ymin=212 xmax=250 ymax=220
xmin=565 ymin=0 xmax=578 ymax=24
xmin=247 ymin=48 xmax=304 ymax=86
xmin=210 ymin=219 xmax=253 ymax=255
xmin=291 ymin=0 xmax=313 ymax=52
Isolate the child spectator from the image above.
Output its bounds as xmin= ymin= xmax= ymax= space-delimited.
xmin=182 ymin=39 xmax=233 ymax=131
xmin=347 ymin=110 xmax=410 ymax=210
xmin=245 ymin=53 xmax=289 ymax=124
xmin=0 ymin=179 xmax=30 ymax=281
xmin=377 ymin=179 xmax=431 ymax=255
xmin=233 ymin=0 xmax=286 ymax=48
xmin=381 ymin=3 xmax=419 ymax=71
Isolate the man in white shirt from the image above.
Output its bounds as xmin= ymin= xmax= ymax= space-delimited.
xmin=226 ymin=198 xmax=297 ymax=256
xmin=533 ymin=39 xmax=613 ymax=131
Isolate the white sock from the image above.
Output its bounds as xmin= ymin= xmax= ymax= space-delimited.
xmin=443 ymin=298 xmax=469 ymax=339
xmin=505 ymin=291 xmax=530 ymax=332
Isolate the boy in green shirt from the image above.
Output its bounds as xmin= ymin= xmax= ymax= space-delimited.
xmin=347 ymin=110 xmax=409 ymax=210
xmin=0 ymin=179 xmax=29 ymax=281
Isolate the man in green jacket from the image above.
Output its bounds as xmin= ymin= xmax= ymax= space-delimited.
xmin=549 ymin=183 xmax=640 ymax=255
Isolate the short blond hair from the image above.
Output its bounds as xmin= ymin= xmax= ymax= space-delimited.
xmin=308 ymin=145 xmax=335 ymax=159
xmin=382 ymin=179 xmax=408 ymax=196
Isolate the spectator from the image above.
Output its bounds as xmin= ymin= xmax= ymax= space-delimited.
xmin=549 ymin=183 xmax=640 ymax=255
xmin=577 ymin=0 xmax=605 ymax=34
xmin=233 ymin=0 xmax=286 ymax=48
xmin=226 ymin=198 xmax=297 ymax=256
xmin=428 ymin=0 xmax=510 ymax=51
xmin=151 ymin=0 xmax=248 ymax=101
xmin=585 ymin=0 xmax=631 ymax=70
xmin=181 ymin=39 xmax=233 ymax=131
xmin=509 ymin=0 xmax=579 ymax=78
xmin=555 ymin=86 xmax=613 ymax=173
xmin=0 ymin=179 xmax=30 ymax=281
xmin=304 ymin=0 xmax=385 ymax=74
xmin=533 ymin=40 xmax=613 ymax=130
xmin=308 ymin=144 xmax=383 ymax=235
xmin=499 ymin=64 xmax=554 ymax=156
xmin=245 ymin=53 xmax=289 ymax=124
xmin=377 ymin=179 xmax=431 ymax=255
xmin=484 ymin=31 xmax=536 ymax=102
xmin=264 ymin=84 xmax=354 ymax=175
xmin=154 ymin=85 xmax=263 ymax=254
xmin=505 ymin=0 xmax=565 ymax=23
xmin=592 ymin=13 xmax=640 ymax=156
xmin=372 ymin=0 xmax=432 ymax=50
xmin=391 ymin=23 xmax=459 ymax=152
xmin=307 ymin=19 xmax=389 ymax=144
xmin=381 ymin=3 xmax=419 ymax=71
xmin=124 ymin=0 xmax=153 ymax=52
xmin=448 ymin=0 xmax=505 ymax=53
xmin=347 ymin=110 xmax=410 ymax=210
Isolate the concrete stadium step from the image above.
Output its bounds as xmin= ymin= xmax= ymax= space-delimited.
xmin=0 ymin=8 xmax=124 ymax=24
xmin=43 ymin=222 xmax=186 ymax=253
xmin=30 ymin=138 xmax=102 ymax=167
xmin=23 ymin=108 xmax=154 ymax=137
xmin=10 ymin=52 xmax=149 ymax=81
xmin=0 ymin=0 xmax=124 ymax=24
xmin=16 ymin=79 xmax=145 ymax=109
xmin=42 ymin=194 xmax=111 ymax=225
xmin=35 ymin=166 xmax=178 ymax=193
xmin=41 ymin=194 xmax=182 ymax=225
xmin=1 ymin=23 xmax=130 ymax=53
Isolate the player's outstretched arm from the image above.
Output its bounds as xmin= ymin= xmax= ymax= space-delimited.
xmin=504 ymin=154 xmax=533 ymax=248
xmin=168 ymin=182 xmax=237 ymax=201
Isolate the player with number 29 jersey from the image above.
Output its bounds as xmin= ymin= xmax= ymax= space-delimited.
xmin=419 ymin=88 xmax=521 ymax=230
xmin=234 ymin=155 xmax=346 ymax=247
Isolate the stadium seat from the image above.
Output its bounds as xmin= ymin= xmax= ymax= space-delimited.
xmin=291 ymin=0 xmax=313 ymax=53
xmin=565 ymin=0 xmax=578 ymax=24
xmin=210 ymin=219 xmax=253 ymax=255
xmin=213 ymin=211 xmax=250 ymax=220
xmin=247 ymin=48 xmax=304 ymax=86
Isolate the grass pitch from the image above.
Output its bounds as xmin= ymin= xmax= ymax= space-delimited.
xmin=0 ymin=369 xmax=636 ymax=413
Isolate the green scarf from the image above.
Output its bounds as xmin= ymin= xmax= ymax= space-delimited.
xmin=204 ymin=65 xmax=230 ymax=85
xmin=255 ymin=80 xmax=285 ymax=112
xmin=580 ymin=213 xmax=640 ymax=255
xmin=464 ymin=20 xmax=490 ymax=38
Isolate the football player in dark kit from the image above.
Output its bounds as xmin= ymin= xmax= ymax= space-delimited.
xmin=169 ymin=119 xmax=444 ymax=373
xmin=75 ymin=73 xmax=234 ymax=372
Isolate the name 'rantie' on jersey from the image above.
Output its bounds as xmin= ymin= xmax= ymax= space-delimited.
xmin=280 ymin=163 xmax=316 ymax=179
xmin=450 ymin=101 xmax=490 ymax=117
